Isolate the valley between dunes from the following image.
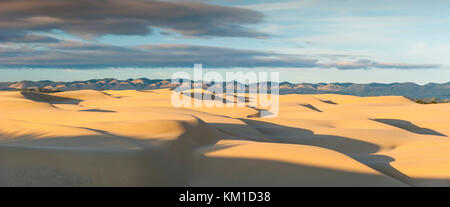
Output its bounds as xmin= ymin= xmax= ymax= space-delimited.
xmin=0 ymin=89 xmax=449 ymax=186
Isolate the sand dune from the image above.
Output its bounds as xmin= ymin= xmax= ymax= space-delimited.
xmin=0 ymin=89 xmax=449 ymax=186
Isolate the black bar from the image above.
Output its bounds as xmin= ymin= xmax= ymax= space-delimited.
xmin=0 ymin=187 xmax=448 ymax=206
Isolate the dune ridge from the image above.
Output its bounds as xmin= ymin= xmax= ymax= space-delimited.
xmin=0 ymin=89 xmax=449 ymax=186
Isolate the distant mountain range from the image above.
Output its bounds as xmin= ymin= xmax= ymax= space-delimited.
xmin=1 ymin=78 xmax=449 ymax=99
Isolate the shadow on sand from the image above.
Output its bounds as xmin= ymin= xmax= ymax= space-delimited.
xmin=299 ymin=104 xmax=322 ymax=112
xmin=21 ymin=91 xmax=83 ymax=105
xmin=371 ymin=118 xmax=447 ymax=137
xmin=181 ymin=92 xmax=252 ymax=105
xmin=319 ymin=99 xmax=338 ymax=105
xmin=79 ymin=109 xmax=117 ymax=113
xmin=238 ymin=118 xmax=420 ymax=186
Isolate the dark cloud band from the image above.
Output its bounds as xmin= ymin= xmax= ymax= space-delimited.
xmin=0 ymin=42 xmax=317 ymax=68
xmin=0 ymin=0 xmax=267 ymax=39
xmin=0 ymin=42 xmax=439 ymax=70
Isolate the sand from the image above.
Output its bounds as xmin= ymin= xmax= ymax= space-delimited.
xmin=0 ymin=89 xmax=449 ymax=186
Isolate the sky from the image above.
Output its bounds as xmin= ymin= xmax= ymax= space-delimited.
xmin=0 ymin=0 xmax=449 ymax=84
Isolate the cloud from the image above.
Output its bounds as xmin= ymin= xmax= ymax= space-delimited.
xmin=0 ymin=0 xmax=267 ymax=40
xmin=0 ymin=42 xmax=317 ymax=68
xmin=0 ymin=30 xmax=60 ymax=43
xmin=324 ymin=59 xmax=441 ymax=70
xmin=239 ymin=0 xmax=314 ymax=12
xmin=0 ymin=41 xmax=439 ymax=70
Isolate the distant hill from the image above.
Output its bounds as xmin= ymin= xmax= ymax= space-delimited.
xmin=1 ymin=78 xmax=449 ymax=99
